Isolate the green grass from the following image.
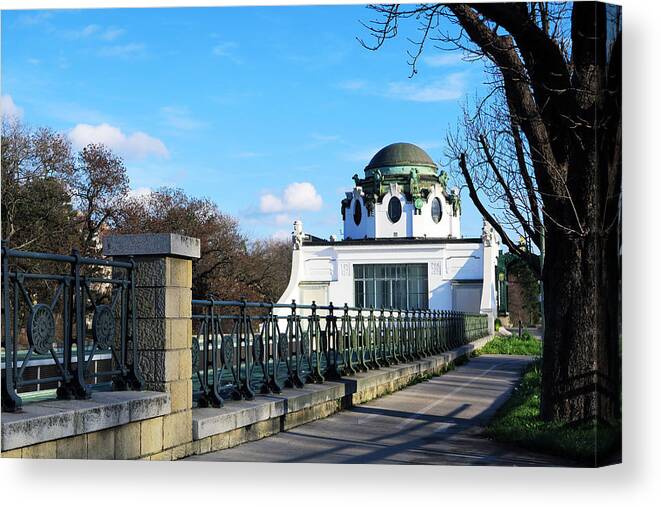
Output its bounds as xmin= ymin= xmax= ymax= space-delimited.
xmin=476 ymin=334 xmax=542 ymax=356
xmin=485 ymin=361 xmax=621 ymax=466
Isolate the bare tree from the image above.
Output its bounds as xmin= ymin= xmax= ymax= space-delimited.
xmin=360 ymin=3 xmax=621 ymax=428
xmin=114 ymin=188 xmax=291 ymax=302
xmin=241 ymin=238 xmax=292 ymax=302
xmin=70 ymin=144 xmax=129 ymax=256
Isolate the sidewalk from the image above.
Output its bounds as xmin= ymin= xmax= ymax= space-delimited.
xmin=186 ymin=355 xmax=570 ymax=466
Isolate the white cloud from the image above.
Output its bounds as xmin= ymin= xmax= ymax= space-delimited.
xmin=99 ymin=27 xmax=125 ymax=41
xmin=62 ymin=24 xmax=125 ymax=41
xmin=339 ymin=73 xmax=468 ymax=103
xmin=59 ymin=24 xmax=99 ymax=39
xmin=418 ymin=140 xmax=443 ymax=151
xmin=259 ymin=182 xmax=323 ymax=214
xmin=283 ymin=182 xmax=323 ymax=211
xmin=260 ymin=194 xmax=285 ymax=213
xmin=79 ymin=24 xmax=100 ymax=37
xmin=1 ymin=95 xmax=24 ymax=119
xmin=19 ymin=12 xmax=52 ymax=26
xmin=422 ymin=53 xmax=464 ymax=67
xmin=68 ymin=123 xmax=169 ymax=160
xmin=385 ymin=72 xmax=467 ymax=102
xmin=160 ymin=106 xmax=206 ymax=131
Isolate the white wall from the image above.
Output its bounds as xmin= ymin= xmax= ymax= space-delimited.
xmin=343 ymin=183 xmax=461 ymax=240
xmin=343 ymin=190 xmax=376 ymax=240
xmin=375 ymin=189 xmax=409 ymax=238
xmin=411 ymin=184 xmax=454 ymax=238
xmin=278 ymin=240 xmax=485 ymax=312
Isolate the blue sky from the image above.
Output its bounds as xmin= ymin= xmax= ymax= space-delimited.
xmin=1 ymin=5 xmax=489 ymax=241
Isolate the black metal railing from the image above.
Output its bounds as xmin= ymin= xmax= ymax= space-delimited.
xmin=1 ymin=244 xmax=143 ymax=412
xmin=191 ymin=299 xmax=489 ymax=408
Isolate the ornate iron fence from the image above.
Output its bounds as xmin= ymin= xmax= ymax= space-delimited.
xmin=191 ymin=299 xmax=488 ymax=408
xmin=1 ymin=244 xmax=143 ymax=412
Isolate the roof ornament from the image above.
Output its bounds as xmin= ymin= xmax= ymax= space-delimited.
xmin=439 ymin=170 xmax=449 ymax=191
xmin=481 ymin=218 xmax=495 ymax=247
xmin=373 ymin=168 xmax=383 ymax=196
xmin=449 ymin=187 xmax=462 ymax=216
xmin=292 ymin=220 xmax=304 ymax=250
xmin=410 ymin=168 xmax=423 ymax=212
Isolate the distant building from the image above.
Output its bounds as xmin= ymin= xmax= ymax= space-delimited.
xmin=277 ymin=142 xmax=500 ymax=331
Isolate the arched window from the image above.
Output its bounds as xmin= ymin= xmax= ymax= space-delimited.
xmin=353 ymin=200 xmax=362 ymax=225
xmin=387 ymin=196 xmax=402 ymax=223
xmin=431 ymin=197 xmax=442 ymax=224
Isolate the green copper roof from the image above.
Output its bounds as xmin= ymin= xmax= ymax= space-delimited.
xmin=365 ymin=142 xmax=437 ymax=171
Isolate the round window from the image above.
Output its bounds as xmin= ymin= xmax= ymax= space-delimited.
xmin=431 ymin=197 xmax=442 ymax=224
xmin=353 ymin=200 xmax=362 ymax=225
xmin=388 ymin=196 xmax=402 ymax=223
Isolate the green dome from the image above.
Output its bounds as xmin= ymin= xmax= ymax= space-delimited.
xmin=344 ymin=142 xmax=445 ymax=215
xmin=365 ymin=142 xmax=437 ymax=172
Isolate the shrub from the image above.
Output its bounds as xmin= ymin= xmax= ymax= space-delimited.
xmin=478 ymin=335 xmax=542 ymax=356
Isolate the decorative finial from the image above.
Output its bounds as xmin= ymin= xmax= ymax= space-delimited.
xmin=292 ymin=220 xmax=304 ymax=250
xmin=481 ymin=219 xmax=495 ymax=247
xmin=439 ymin=170 xmax=449 ymax=190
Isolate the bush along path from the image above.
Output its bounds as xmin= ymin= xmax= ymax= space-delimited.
xmin=475 ymin=333 xmax=542 ymax=357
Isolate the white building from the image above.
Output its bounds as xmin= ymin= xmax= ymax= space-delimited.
xmin=277 ymin=142 xmax=500 ymax=331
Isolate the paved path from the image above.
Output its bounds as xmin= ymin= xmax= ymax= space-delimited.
xmin=186 ymin=355 xmax=568 ymax=466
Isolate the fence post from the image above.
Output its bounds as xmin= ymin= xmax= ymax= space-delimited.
xmin=104 ymin=233 xmax=200 ymax=453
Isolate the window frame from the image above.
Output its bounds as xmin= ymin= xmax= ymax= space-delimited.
xmin=353 ymin=199 xmax=362 ymax=225
xmin=353 ymin=263 xmax=429 ymax=310
xmin=387 ymin=196 xmax=402 ymax=223
xmin=431 ymin=197 xmax=443 ymax=224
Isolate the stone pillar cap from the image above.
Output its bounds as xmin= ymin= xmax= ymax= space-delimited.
xmin=103 ymin=233 xmax=201 ymax=259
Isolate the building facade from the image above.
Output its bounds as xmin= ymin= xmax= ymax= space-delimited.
xmin=277 ymin=142 xmax=500 ymax=331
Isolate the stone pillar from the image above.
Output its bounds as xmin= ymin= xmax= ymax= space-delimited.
xmin=103 ymin=233 xmax=200 ymax=453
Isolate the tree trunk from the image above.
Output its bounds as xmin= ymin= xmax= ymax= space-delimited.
xmin=541 ymin=225 xmax=620 ymax=425
xmin=540 ymin=2 xmax=621 ymax=429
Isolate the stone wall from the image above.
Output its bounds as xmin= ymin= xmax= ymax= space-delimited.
xmin=1 ymin=391 xmax=171 ymax=459
xmin=3 ymin=414 xmax=165 ymax=460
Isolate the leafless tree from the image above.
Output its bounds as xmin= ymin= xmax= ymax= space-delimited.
xmin=70 ymin=144 xmax=129 ymax=256
xmin=114 ymin=188 xmax=291 ymax=302
xmin=360 ymin=3 xmax=621 ymax=430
